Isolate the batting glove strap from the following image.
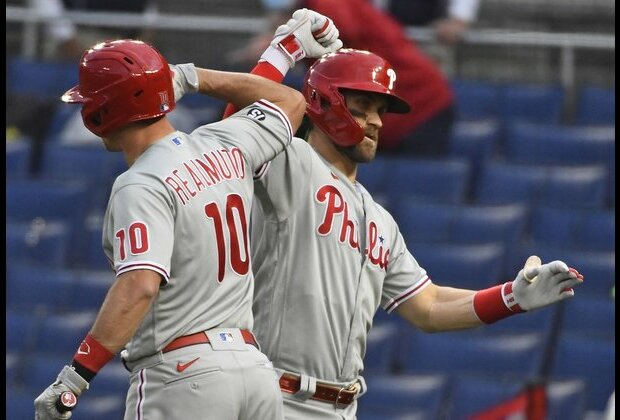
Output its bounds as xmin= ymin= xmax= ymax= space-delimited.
xmin=473 ymin=282 xmax=524 ymax=324
xmin=57 ymin=365 xmax=89 ymax=395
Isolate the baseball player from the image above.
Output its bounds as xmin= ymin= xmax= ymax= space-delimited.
xmin=33 ymin=20 xmax=341 ymax=420
xmin=204 ymin=9 xmax=585 ymax=420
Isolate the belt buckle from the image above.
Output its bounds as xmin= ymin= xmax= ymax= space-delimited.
xmin=334 ymin=382 xmax=358 ymax=409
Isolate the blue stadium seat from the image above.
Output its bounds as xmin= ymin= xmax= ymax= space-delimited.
xmin=7 ymin=57 xmax=78 ymax=99
xmin=7 ymin=263 xmax=76 ymax=311
xmin=357 ymin=155 xmax=393 ymax=203
xmin=7 ymin=353 xmax=20 ymax=387
xmin=508 ymin=245 xmax=614 ymax=298
xmin=504 ymin=121 xmax=615 ymax=167
xmin=551 ymin=333 xmax=615 ymax=412
xmin=7 ymin=179 xmax=92 ymax=224
xmin=479 ymin=304 xmax=559 ymax=337
xmin=364 ymin=323 xmax=401 ymax=374
xmin=7 ymin=220 xmax=72 ymax=268
xmin=75 ymin=394 xmax=127 ymax=420
xmin=451 ymin=80 xmax=501 ymax=120
xmin=411 ymin=243 xmax=505 ymax=290
xmin=498 ymin=83 xmax=565 ymax=124
xmin=392 ymin=201 xmax=527 ymax=252
xmin=561 ymin=295 xmax=615 ymax=339
xmin=400 ymin=330 xmax=546 ymax=379
xmin=39 ymin=144 xmax=126 ymax=183
xmin=358 ymin=373 xmax=448 ymax=419
xmin=68 ymin=270 xmax=114 ymax=311
xmin=531 ymin=206 xmax=615 ymax=252
xmin=7 ymin=308 xmax=40 ymax=353
xmin=89 ymin=359 xmax=130 ymax=398
xmin=382 ymin=158 xmax=470 ymax=204
xmin=35 ymin=311 xmax=97 ymax=357
xmin=6 ymin=139 xmax=32 ymax=179
xmin=475 ymin=162 xmax=607 ymax=209
xmin=575 ymin=86 xmax=615 ymax=125
xmin=22 ymin=354 xmax=70 ymax=391
xmin=447 ymin=374 xmax=529 ymax=419
xmin=7 ymin=387 xmax=39 ymax=420
xmin=72 ymin=223 xmax=113 ymax=270
xmin=546 ymin=379 xmax=587 ymax=420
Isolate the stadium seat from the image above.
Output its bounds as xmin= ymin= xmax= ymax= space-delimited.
xmin=88 ymin=359 xmax=129 ymax=398
xmin=551 ymin=333 xmax=615 ymax=412
xmin=72 ymin=223 xmax=113 ymax=270
xmin=561 ymin=295 xmax=615 ymax=339
xmin=451 ymin=79 xmax=501 ymax=120
xmin=382 ymin=158 xmax=470 ymax=204
xmin=22 ymin=354 xmax=70 ymax=391
xmin=34 ymin=311 xmax=97 ymax=357
xmin=508 ymin=245 xmax=614 ymax=298
xmin=546 ymin=379 xmax=587 ymax=420
xmin=39 ymin=144 xmax=126 ymax=183
xmin=7 ymin=179 xmax=92 ymax=224
xmin=498 ymin=83 xmax=565 ymax=124
xmin=7 ymin=57 xmax=78 ymax=99
xmin=575 ymin=86 xmax=616 ymax=125
xmin=74 ymin=395 xmax=127 ymax=420
xmin=7 ymin=308 xmax=40 ymax=353
xmin=356 ymin=155 xmax=393 ymax=203
xmin=479 ymin=304 xmax=559 ymax=337
xmin=392 ymin=201 xmax=527 ymax=251
xmin=364 ymin=323 xmax=401 ymax=374
xmin=6 ymin=353 xmax=20 ymax=387
xmin=410 ymin=243 xmax=505 ymax=290
xmin=6 ymin=139 xmax=32 ymax=179
xmin=447 ymin=374 xmax=529 ymax=419
xmin=7 ymin=220 xmax=72 ymax=268
xmin=6 ymin=387 xmax=39 ymax=420
xmin=7 ymin=263 xmax=76 ymax=311
xmin=475 ymin=162 xmax=607 ymax=209
xmin=68 ymin=270 xmax=114 ymax=311
xmin=504 ymin=121 xmax=615 ymax=167
xmin=358 ymin=373 xmax=449 ymax=419
xmin=531 ymin=206 xmax=615 ymax=252
xmin=400 ymin=330 xmax=546 ymax=379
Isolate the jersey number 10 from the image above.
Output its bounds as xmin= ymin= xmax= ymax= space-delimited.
xmin=204 ymin=193 xmax=250 ymax=283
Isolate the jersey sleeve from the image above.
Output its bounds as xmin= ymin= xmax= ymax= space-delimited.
xmin=106 ymin=183 xmax=174 ymax=283
xmin=380 ymin=221 xmax=431 ymax=313
xmin=193 ymin=99 xmax=293 ymax=172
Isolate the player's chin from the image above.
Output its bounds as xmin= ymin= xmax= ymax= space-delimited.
xmin=357 ymin=137 xmax=378 ymax=162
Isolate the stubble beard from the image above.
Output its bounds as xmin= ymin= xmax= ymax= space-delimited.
xmin=338 ymin=136 xmax=378 ymax=164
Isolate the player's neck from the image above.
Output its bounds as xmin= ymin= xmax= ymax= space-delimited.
xmin=113 ymin=118 xmax=177 ymax=166
xmin=308 ymin=130 xmax=358 ymax=182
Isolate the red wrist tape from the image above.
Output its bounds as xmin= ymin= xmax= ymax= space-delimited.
xmin=473 ymin=282 xmax=525 ymax=324
xmin=72 ymin=334 xmax=115 ymax=374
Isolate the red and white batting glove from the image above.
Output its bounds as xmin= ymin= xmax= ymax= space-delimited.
xmin=260 ymin=8 xmax=343 ymax=76
xmin=34 ymin=365 xmax=89 ymax=419
xmin=169 ymin=63 xmax=199 ymax=103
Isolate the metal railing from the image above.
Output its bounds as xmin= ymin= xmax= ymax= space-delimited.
xmin=6 ymin=5 xmax=616 ymax=94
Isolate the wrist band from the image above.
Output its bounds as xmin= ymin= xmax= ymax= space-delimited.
xmin=72 ymin=333 xmax=115 ymax=375
xmin=473 ymin=282 xmax=525 ymax=324
xmin=260 ymin=45 xmax=294 ymax=76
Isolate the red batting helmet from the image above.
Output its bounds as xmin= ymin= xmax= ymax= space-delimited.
xmin=302 ymin=48 xmax=410 ymax=147
xmin=62 ymin=39 xmax=175 ymax=137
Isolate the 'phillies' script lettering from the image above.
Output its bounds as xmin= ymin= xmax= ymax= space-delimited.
xmin=315 ymin=185 xmax=389 ymax=270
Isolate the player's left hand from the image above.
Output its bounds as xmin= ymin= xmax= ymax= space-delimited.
xmin=169 ymin=63 xmax=199 ymax=103
xmin=511 ymin=256 xmax=584 ymax=311
xmin=35 ymin=366 xmax=89 ymax=420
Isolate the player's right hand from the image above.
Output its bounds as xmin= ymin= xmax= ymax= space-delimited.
xmin=265 ymin=8 xmax=343 ymax=68
xmin=511 ymin=257 xmax=584 ymax=311
xmin=35 ymin=366 xmax=89 ymax=420
xmin=169 ymin=63 xmax=199 ymax=103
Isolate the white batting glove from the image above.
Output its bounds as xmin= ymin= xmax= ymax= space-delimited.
xmin=34 ymin=365 xmax=89 ymax=420
xmin=169 ymin=63 xmax=199 ymax=103
xmin=260 ymin=8 xmax=343 ymax=75
xmin=510 ymin=257 xmax=584 ymax=311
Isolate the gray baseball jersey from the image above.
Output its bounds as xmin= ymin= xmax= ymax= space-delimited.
xmin=251 ymin=138 xmax=430 ymax=384
xmin=100 ymin=100 xmax=293 ymax=419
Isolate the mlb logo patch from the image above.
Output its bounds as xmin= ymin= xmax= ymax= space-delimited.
xmin=219 ymin=332 xmax=235 ymax=342
xmin=171 ymin=137 xmax=181 ymax=145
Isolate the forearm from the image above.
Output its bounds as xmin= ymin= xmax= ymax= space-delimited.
xmin=89 ymin=270 xmax=160 ymax=353
xmin=196 ymin=68 xmax=305 ymax=129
